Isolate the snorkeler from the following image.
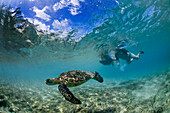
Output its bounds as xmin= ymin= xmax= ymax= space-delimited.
xmin=115 ymin=47 xmax=144 ymax=66
xmin=99 ymin=50 xmax=115 ymax=65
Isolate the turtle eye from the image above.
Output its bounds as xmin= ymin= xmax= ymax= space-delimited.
xmin=46 ymin=78 xmax=56 ymax=85
xmin=46 ymin=79 xmax=53 ymax=84
xmin=46 ymin=79 xmax=50 ymax=83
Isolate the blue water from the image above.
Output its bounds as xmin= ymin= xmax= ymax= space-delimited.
xmin=0 ymin=0 xmax=169 ymax=84
xmin=0 ymin=0 xmax=170 ymax=112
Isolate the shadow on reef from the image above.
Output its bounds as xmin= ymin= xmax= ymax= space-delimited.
xmin=0 ymin=69 xmax=169 ymax=113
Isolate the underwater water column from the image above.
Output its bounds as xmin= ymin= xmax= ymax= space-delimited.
xmin=0 ymin=0 xmax=169 ymax=112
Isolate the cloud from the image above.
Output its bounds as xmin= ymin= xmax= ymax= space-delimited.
xmin=27 ymin=18 xmax=72 ymax=35
xmin=70 ymin=0 xmax=80 ymax=6
xmin=115 ymin=0 xmax=119 ymax=5
xmin=32 ymin=6 xmax=51 ymax=21
xmin=53 ymin=0 xmax=69 ymax=12
xmin=53 ymin=2 xmax=66 ymax=12
xmin=27 ymin=18 xmax=50 ymax=31
xmin=69 ymin=7 xmax=81 ymax=15
xmin=52 ymin=18 xmax=72 ymax=30
xmin=60 ymin=30 xmax=70 ymax=38
xmin=53 ymin=0 xmax=85 ymax=15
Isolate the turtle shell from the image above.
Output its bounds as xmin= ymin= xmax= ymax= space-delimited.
xmin=58 ymin=70 xmax=94 ymax=87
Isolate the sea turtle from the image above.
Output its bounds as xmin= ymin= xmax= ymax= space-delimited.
xmin=45 ymin=70 xmax=103 ymax=104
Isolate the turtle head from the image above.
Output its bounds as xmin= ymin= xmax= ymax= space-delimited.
xmin=93 ymin=72 xmax=103 ymax=83
xmin=45 ymin=78 xmax=58 ymax=85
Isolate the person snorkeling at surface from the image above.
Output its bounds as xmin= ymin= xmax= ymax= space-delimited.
xmin=115 ymin=47 xmax=144 ymax=66
xmin=99 ymin=50 xmax=116 ymax=65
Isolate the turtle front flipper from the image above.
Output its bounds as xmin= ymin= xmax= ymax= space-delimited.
xmin=58 ymin=83 xmax=81 ymax=104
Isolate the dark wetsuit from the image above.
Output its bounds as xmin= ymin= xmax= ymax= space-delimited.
xmin=99 ymin=54 xmax=113 ymax=65
xmin=115 ymin=49 xmax=131 ymax=64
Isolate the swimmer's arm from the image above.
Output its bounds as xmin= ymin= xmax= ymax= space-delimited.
xmin=111 ymin=57 xmax=116 ymax=60
xmin=115 ymin=53 xmax=120 ymax=66
xmin=127 ymin=52 xmax=130 ymax=56
xmin=116 ymin=56 xmax=120 ymax=66
xmin=116 ymin=60 xmax=120 ymax=66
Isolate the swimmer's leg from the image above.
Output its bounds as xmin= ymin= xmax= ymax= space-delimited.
xmin=131 ymin=53 xmax=139 ymax=59
xmin=136 ymin=51 xmax=144 ymax=59
xmin=127 ymin=59 xmax=133 ymax=64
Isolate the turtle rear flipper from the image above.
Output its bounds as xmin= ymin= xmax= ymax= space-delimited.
xmin=58 ymin=83 xmax=81 ymax=104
